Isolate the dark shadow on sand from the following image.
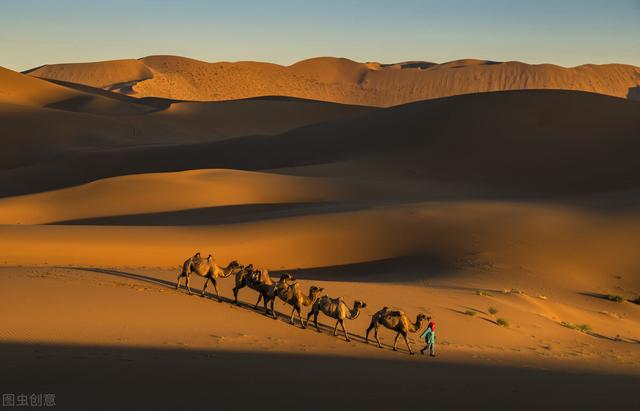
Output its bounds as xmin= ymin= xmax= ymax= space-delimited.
xmin=2 ymin=342 xmax=638 ymax=411
xmin=273 ymin=254 xmax=454 ymax=283
xmin=49 ymin=202 xmax=369 ymax=226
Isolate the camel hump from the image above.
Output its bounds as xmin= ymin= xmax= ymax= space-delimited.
xmin=207 ymin=254 xmax=213 ymax=262
xmin=387 ymin=310 xmax=404 ymax=317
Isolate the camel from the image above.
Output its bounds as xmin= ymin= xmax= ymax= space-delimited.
xmin=175 ymin=253 xmax=242 ymax=302
xmin=232 ymin=265 xmax=294 ymax=315
xmin=365 ymin=307 xmax=427 ymax=355
xmin=274 ymin=282 xmax=324 ymax=328
xmin=306 ymin=296 xmax=366 ymax=341
xmin=254 ymin=272 xmax=295 ymax=317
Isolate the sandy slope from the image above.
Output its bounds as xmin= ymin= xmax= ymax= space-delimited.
xmin=28 ymin=55 xmax=640 ymax=105
xmin=0 ymin=262 xmax=639 ymax=410
xmin=0 ymin=169 xmax=354 ymax=224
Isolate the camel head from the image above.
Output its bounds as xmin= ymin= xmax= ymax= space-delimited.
xmin=355 ymin=300 xmax=367 ymax=309
xmin=279 ymin=273 xmax=294 ymax=282
xmin=207 ymin=254 xmax=213 ymax=262
xmin=416 ymin=313 xmax=427 ymax=326
xmin=227 ymin=260 xmax=241 ymax=269
xmin=193 ymin=252 xmax=201 ymax=258
xmin=309 ymin=286 xmax=324 ymax=299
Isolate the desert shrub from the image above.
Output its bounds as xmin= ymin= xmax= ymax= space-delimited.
xmin=496 ymin=318 xmax=509 ymax=327
xmin=606 ymin=294 xmax=624 ymax=303
xmin=464 ymin=310 xmax=477 ymax=316
xmin=561 ymin=321 xmax=591 ymax=333
xmin=632 ymin=296 xmax=640 ymax=305
xmin=488 ymin=306 xmax=498 ymax=315
xmin=476 ymin=289 xmax=491 ymax=296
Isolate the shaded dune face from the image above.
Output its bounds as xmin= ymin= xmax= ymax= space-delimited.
xmin=26 ymin=56 xmax=640 ymax=106
xmin=1 ymin=89 xmax=638 ymax=197
xmin=0 ymin=66 xmax=375 ymax=173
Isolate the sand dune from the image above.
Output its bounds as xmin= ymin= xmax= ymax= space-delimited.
xmin=27 ymin=55 xmax=640 ymax=106
xmin=24 ymin=58 xmax=153 ymax=89
xmin=1 ymin=201 xmax=639 ymax=288
xmin=0 ymin=169 xmax=353 ymax=225
xmin=0 ymin=66 xmax=373 ymax=171
xmin=3 ymin=89 xmax=637 ymax=197
xmin=0 ymin=66 xmax=151 ymax=115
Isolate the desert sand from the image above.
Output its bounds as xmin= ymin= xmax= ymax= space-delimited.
xmin=1 ymin=60 xmax=639 ymax=409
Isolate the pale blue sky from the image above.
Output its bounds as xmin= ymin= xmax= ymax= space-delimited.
xmin=1 ymin=0 xmax=639 ymax=71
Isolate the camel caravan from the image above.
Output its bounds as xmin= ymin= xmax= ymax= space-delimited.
xmin=176 ymin=252 xmax=433 ymax=355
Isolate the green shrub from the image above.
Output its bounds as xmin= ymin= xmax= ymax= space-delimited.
xmin=632 ymin=296 xmax=640 ymax=305
xmin=561 ymin=321 xmax=591 ymax=333
xmin=496 ymin=318 xmax=509 ymax=327
xmin=476 ymin=289 xmax=491 ymax=296
xmin=488 ymin=306 xmax=498 ymax=315
xmin=606 ymin=294 xmax=624 ymax=303
xmin=464 ymin=310 xmax=477 ymax=316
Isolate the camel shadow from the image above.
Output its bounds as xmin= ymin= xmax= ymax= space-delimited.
xmin=65 ymin=266 xmax=240 ymax=304
xmin=64 ymin=266 xmax=419 ymax=354
xmin=65 ymin=267 xmax=177 ymax=290
xmin=309 ymin=319 xmax=408 ymax=352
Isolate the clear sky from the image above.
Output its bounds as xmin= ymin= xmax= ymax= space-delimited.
xmin=1 ymin=0 xmax=639 ymax=71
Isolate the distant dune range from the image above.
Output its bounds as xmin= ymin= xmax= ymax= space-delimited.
xmin=25 ymin=56 xmax=640 ymax=106
xmin=24 ymin=55 xmax=640 ymax=106
xmin=0 ymin=66 xmax=374 ymax=170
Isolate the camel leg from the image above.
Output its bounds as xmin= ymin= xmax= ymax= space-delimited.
xmin=262 ymin=293 xmax=270 ymax=315
xmin=254 ymin=293 xmax=262 ymax=310
xmin=393 ymin=332 xmax=401 ymax=351
xmin=402 ymin=332 xmax=413 ymax=355
xmin=367 ymin=324 xmax=382 ymax=348
xmin=307 ymin=311 xmax=320 ymax=332
xmin=290 ymin=307 xmax=296 ymax=324
xmin=333 ymin=320 xmax=340 ymax=336
xmin=340 ymin=320 xmax=350 ymax=342
xmin=185 ymin=274 xmax=193 ymax=295
xmin=297 ymin=307 xmax=306 ymax=328
xmin=211 ymin=279 xmax=222 ymax=303
xmin=365 ymin=323 xmax=373 ymax=343
xmin=175 ymin=273 xmax=183 ymax=291
xmin=201 ymin=277 xmax=210 ymax=297
xmin=270 ymin=299 xmax=277 ymax=319
xmin=232 ymin=286 xmax=239 ymax=305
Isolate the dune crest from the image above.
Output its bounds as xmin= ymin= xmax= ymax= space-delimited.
xmin=27 ymin=55 xmax=640 ymax=106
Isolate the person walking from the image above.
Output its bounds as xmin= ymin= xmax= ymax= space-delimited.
xmin=419 ymin=316 xmax=436 ymax=357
